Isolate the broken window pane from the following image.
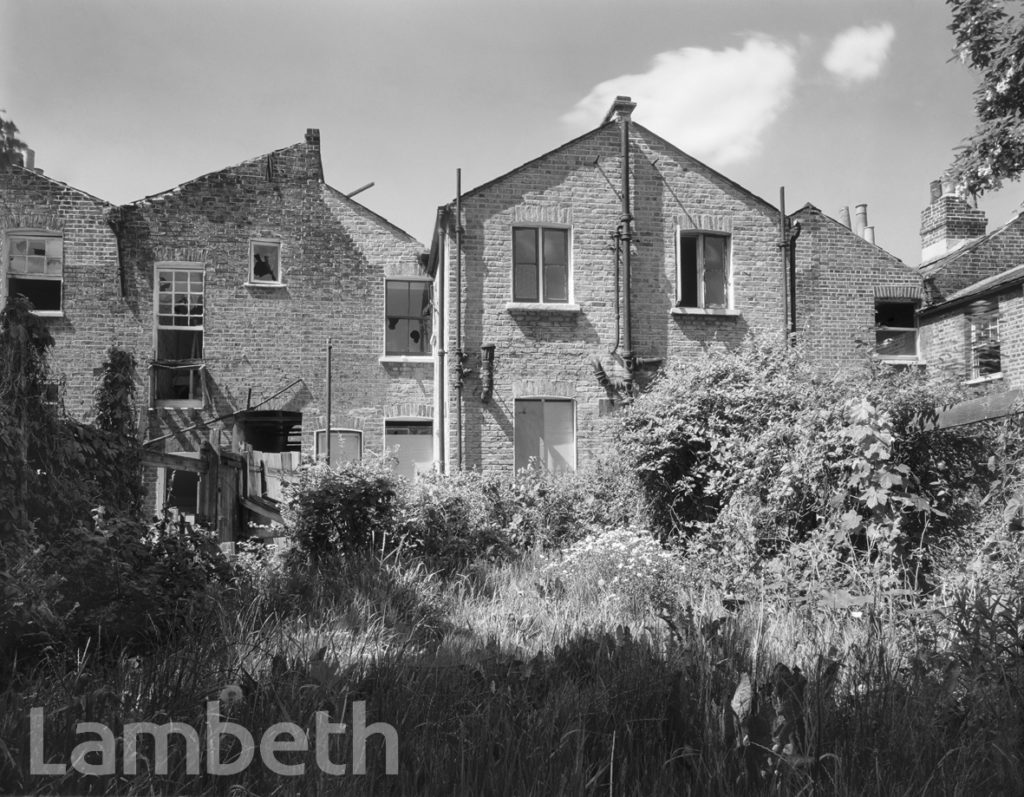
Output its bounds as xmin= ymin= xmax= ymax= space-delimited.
xmin=251 ymin=241 xmax=281 ymax=282
xmin=385 ymin=280 xmax=432 ymax=355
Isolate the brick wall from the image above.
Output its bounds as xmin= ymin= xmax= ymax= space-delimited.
xmin=920 ymin=286 xmax=1024 ymax=391
xmin=921 ymin=213 xmax=1024 ymax=300
xmin=119 ymin=133 xmax=430 ymax=468
xmin=442 ymin=121 xmax=785 ymax=473
xmin=790 ymin=205 xmax=923 ymax=374
xmin=0 ymin=166 xmax=151 ymax=420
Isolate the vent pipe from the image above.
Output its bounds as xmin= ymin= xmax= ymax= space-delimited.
xmin=854 ymin=204 xmax=868 ymax=237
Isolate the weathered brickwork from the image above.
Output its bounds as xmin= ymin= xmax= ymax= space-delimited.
xmin=791 ymin=205 xmax=922 ymax=373
xmin=119 ymin=131 xmax=430 ymax=464
xmin=440 ymin=120 xmax=786 ymax=473
xmin=0 ymin=167 xmax=151 ymax=419
xmin=920 ymin=212 xmax=1024 ymax=300
xmin=920 ymin=287 xmax=1024 ymax=392
xmin=2 ymin=133 xmax=430 ymax=513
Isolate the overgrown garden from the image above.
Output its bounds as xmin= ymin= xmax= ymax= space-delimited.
xmin=3 ymin=301 xmax=1024 ymax=794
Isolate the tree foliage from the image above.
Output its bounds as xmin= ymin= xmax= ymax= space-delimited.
xmin=947 ymin=0 xmax=1024 ymax=194
xmin=0 ymin=110 xmax=27 ymax=168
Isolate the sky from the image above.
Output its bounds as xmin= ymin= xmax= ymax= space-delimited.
xmin=2 ymin=0 xmax=1021 ymax=267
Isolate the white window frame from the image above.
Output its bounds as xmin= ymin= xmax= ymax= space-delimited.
xmin=513 ymin=397 xmax=576 ymax=473
xmin=383 ymin=418 xmax=434 ymax=481
xmin=314 ymin=428 xmax=362 ymax=467
xmin=153 ymin=262 xmax=206 ymax=408
xmin=383 ymin=277 xmax=433 ymax=359
xmin=969 ymin=313 xmax=1002 ymax=381
xmin=676 ymin=228 xmax=732 ymax=310
xmin=247 ymin=239 xmax=284 ymax=286
xmin=874 ymin=301 xmax=919 ymax=363
xmin=3 ymin=230 xmax=64 ymax=316
xmin=512 ymin=224 xmax=572 ymax=304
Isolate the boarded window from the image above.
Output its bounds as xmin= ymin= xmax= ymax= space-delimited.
xmin=385 ymin=421 xmax=433 ymax=481
xmin=514 ymin=399 xmax=575 ymax=472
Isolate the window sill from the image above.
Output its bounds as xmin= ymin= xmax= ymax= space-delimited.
xmin=30 ymin=310 xmax=64 ymax=318
xmin=877 ymin=357 xmax=922 ymax=366
xmin=244 ymin=281 xmax=287 ymax=289
xmin=506 ymin=302 xmax=581 ymax=314
xmin=670 ymin=306 xmax=740 ymax=317
xmin=964 ymin=373 xmax=1003 ymax=386
xmin=153 ymin=401 xmax=205 ymax=410
xmin=379 ymin=355 xmax=433 ymax=364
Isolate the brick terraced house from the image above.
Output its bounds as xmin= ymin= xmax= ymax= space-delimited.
xmin=917 ymin=180 xmax=1024 ymax=391
xmin=2 ymin=103 xmax=935 ymax=531
xmin=428 ymin=97 xmax=923 ymax=474
xmin=2 ymin=131 xmax=431 ymax=539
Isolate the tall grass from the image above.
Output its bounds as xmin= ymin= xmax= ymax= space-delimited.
xmin=2 ymin=543 xmax=1023 ymax=795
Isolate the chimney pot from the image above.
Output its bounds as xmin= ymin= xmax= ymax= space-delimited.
xmin=929 ymin=180 xmax=942 ymax=202
xmin=839 ymin=206 xmax=851 ymax=229
xmin=305 ymin=128 xmax=320 ymax=146
xmin=24 ymin=148 xmax=35 ymax=171
xmin=941 ymin=177 xmax=956 ymax=197
xmin=864 ymin=226 xmax=875 ymax=245
xmin=854 ymin=203 xmax=868 ymax=236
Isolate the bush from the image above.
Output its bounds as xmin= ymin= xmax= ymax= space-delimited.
xmin=540 ymin=526 xmax=685 ymax=613
xmin=619 ymin=335 xmax=988 ymax=595
xmin=282 ymin=459 xmax=398 ymax=568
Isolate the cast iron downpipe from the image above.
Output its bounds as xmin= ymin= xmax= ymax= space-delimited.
xmin=618 ymin=101 xmax=635 ymax=391
xmin=455 ymin=170 xmax=464 ymax=470
xmin=778 ymin=187 xmax=801 ymax=346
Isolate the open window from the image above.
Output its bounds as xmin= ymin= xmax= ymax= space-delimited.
xmin=314 ymin=429 xmax=362 ymax=467
xmin=385 ymin=420 xmax=433 ymax=481
xmin=875 ymin=301 xmax=918 ymax=361
xmin=385 ymin=279 xmax=432 ymax=356
xmin=514 ymin=398 xmax=575 ymax=472
xmin=249 ymin=240 xmax=282 ymax=285
xmin=677 ymin=231 xmax=730 ymax=310
xmin=5 ymin=232 xmax=63 ymax=314
xmin=153 ymin=264 xmax=205 ymax=406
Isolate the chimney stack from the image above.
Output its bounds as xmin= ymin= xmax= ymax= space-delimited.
xmin=920 ymin=178 xmax=987 ymax=262
xmin=603 ymin=95 xmax=637 ymax=124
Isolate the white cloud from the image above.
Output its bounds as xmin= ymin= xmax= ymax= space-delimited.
xmin=562 ymin=37 xmax=797 ymax=166
xmin=823 ymin=24 xmax=895 ymax=84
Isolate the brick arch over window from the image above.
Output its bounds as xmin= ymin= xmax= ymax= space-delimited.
xmin=676 ymin=214 xmax=732 ymax=234
xmin=512 ymin=379 xmax=575 ymax=399
xmin=1 ymin=213 xmax=65 ymax=232
xmin=153 ymin=247 xmax=209 ymax=264
xmin=385 ymin=402 xmax=431 ymax=420
xmin=513 ymin=206 xmax=574 ymax=225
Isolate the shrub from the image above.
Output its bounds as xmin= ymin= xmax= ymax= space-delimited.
xmin=619 ymin=335 xmax=988 ymax=595
xmin=282 ymin=459 xmax=398 ymax=568
xmin=540 ymin=526 xmax=685 ymax=613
